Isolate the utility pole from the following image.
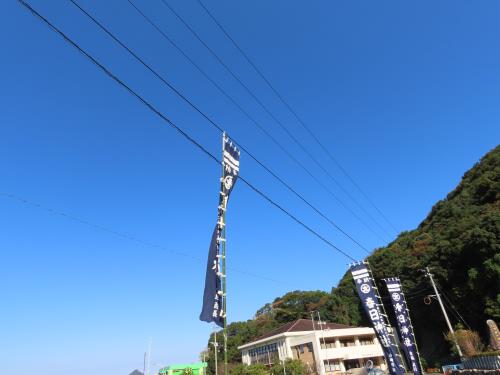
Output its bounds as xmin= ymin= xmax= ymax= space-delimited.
xmin=310 ymin=311 xmax=317 ymax=332
xmin=143 ymin=352 xmax=147 ymax=375
xmin=310 ymin=311 xmax=325 ymax=375
xmin=212 ymin=331 xmax=219 ymax=375
xmin=316 ymin=311 xmax=332 ymax=373
xmin=220 ymin=134 xmax=228 ymax=375
xmin=422 ymin=267 xmax=463 ymax=358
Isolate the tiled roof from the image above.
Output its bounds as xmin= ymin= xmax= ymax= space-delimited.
xmin=246 ymin=319 xmax=352 ymax=344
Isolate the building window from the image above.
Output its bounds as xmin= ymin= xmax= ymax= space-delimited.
xmin=291 ymin=342 xmax=314 ymax=360
xmin=359 ymin=337 xmax=374 ymax=346
xmin=344 ymin=360 xmax=360 ymax=370
xmin=361 ymin=357 xmax=382 ymax=368
xmin=248 ymin=343 xmax=279 ymax=365
xmin=320 ymin=342 xmax=335 ymax=349
xmin=324 ymin=360 xmax=341 ymax=372
xmin=339 ymin=339 xmax=355 ymax=347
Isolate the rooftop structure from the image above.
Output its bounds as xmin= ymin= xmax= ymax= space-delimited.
xmin=159 ymin=362 xmax=207 ymax=375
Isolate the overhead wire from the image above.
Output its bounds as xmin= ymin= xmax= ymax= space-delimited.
xmin=380 ymin=286 xmax=431 ymax=301
xmin=154 ymin=0 xmax=391 ymax=243
xmin=436 ymin=284 xmax=471 ymax=329
xmin=125 ymin=0 xmax=386 ymax=245
xmin=17 ymin=0 xmax=358 ymax=263
xmin=0 ymin=192 xmax=287 ymax=286
xmin=195 ymin=0 xmax=400 ymax=236
xmin=68 ymin=0 xmax=370 ymax=254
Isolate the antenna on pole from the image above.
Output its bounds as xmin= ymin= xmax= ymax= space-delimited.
xmin=420 ymin=267 xmax=463 ymax=358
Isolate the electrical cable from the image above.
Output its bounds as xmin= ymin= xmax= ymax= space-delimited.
xmin=17 ymin=0 xmax=358 ymax=263
xmin=68 ymin=0 xmax=371 ymax=254
xmin=442 ymin=297 xmax=469 ymax=329
xmin=195 ymin=0 xmax=400 ymax=236
xmin=0 ymin=192 xmax=288 ymax=285
xmin=156 ymin=0 xmax=391 ymax=242
xmin=436 ymin=285 xmax=471 ymax=329
xmin=125 ymin=0 xmax=385 ymax=245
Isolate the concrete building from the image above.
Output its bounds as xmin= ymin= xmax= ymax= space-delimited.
xmin=238 ymin=319 xmax=387 ymax=375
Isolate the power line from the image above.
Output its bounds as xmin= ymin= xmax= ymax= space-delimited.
xmin=156 ymin=0 xmax=391 ymax=243
xmin=195 ymin=0 xmax=400 ymax=236
xmin=17 ymin=0 xmax=358 ymax=263
xmin=436 ymin=284 xmax=471 ymax=329
xmin=68 ymin=0 xmax=370 ymax=254
xmin=125 ymin=0 xmax=387 ymax=245
xmin=380 ymin=286 xmax=431 ymax=301
xmin=0 ymin=192 xmax=286 ymax=285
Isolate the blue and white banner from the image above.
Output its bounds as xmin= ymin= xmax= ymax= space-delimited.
xmin=350 ymin=262 xmax=406 ymax=375
xmin=199 ymin=225 xmax=224 ymax=327
xmin=199 ymin=134 xmax=240 ymax=327
xmin=221 ymin=134 xmax=240 ymax=195
xmin=383 ymin=278 xmax=424 ymax=375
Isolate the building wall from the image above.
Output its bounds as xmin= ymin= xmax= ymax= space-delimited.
xmin=291 ymin=342 xmax=317 ymax=375
xmin=239 ymin=328 xmax=387 ymax=375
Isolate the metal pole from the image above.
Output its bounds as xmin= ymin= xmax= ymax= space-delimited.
xmin=212 ymin=331 xmax=219 ymax=375
xmin=147 ymin=338 xmax=152 ymax=375
xmin=221 ymin=211 xmax=227 ymax=375
xmin=317 ymin=311 xmax=332 ymax=374
xmin=424 ymin=267 xmax=463 ymax=358
xmin=310 ymin=311 xmax=323 ymax=375
xmin=144 ymin=352 xmax=147 ymax=375
xmin=220 ymin=133 xmax=228 ymax=375
xmin=310 ymin=311 xmax=317 ymax=332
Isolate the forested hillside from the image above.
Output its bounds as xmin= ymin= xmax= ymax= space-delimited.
xmin=207 ymin=145 xmax=499 ymax=370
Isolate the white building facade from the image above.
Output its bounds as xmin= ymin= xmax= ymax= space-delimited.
xmin=238 ymin=319 xmax=387 ymax=375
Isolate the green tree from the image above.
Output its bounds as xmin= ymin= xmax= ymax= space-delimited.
xmin=205 ymin=146 xmax=500 ymax=371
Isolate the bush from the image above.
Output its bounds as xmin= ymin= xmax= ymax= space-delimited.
xmin=270 ymin=359 xmax=307 ymax=375
xmin=445 ymin=329 xmax=485 ymax=357
xmin=420 ymin=357 xmax=428 ymax=371
xmin=231 ymin=363 xmax=268 ymax=375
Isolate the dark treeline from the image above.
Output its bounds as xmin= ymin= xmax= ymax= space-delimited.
xmin=206 ymin=146 xmax=499 ymax=372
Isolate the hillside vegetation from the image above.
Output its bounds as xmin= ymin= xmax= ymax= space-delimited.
xmin=207 ymin=145 xmax=499 ymax=370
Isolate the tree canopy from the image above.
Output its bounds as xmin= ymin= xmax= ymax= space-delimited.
xmin=205 ymin=145 xmax=499 ymax=370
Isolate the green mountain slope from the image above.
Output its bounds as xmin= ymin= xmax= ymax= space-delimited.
xmin=333 ymin=144 xmax=500 ymax=364
xmin=207 ymin=145 xmax=499 ymax=370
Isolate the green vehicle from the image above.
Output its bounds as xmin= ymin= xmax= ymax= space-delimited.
xmin=159 ymin=362 xmax=208 ymax=375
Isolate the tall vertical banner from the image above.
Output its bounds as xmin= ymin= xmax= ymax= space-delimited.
xmin=200 ymin=133 xmax=240 ymax=328
xmin=350 ymin=262 xmax=406 ymax=375
xmin=383 ymin=278 xmax=424 ymax=375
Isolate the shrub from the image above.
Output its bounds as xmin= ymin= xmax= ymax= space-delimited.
xmin=445 ymin=329 xmax=485 ymax=357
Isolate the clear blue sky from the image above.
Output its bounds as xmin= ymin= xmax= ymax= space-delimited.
xmin=1 ymin=1 xmax=499 ymax=374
